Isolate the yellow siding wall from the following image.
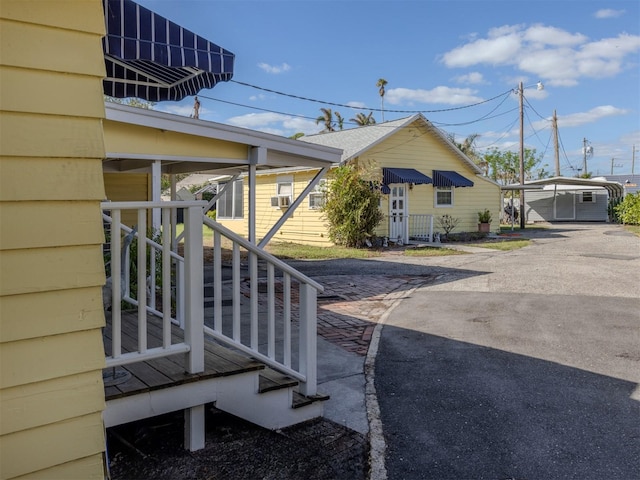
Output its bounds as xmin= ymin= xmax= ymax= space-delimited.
xmin=218 ymin=119 xmax=500 ymax=246
xmin=0 ymin=2 xmax=107 ymax=479
xmin=217 ymin=170 xmax=334 ymax=247
xmin=103 ymin=172 xmax=151 ymax=227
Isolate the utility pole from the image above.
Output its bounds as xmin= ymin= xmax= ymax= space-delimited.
xmin=633 ymin=145 xmax=636 ymax=174
xmin=518 ymin=81 xmax=526 ymax=229
xmin=552 ymin=110 xmax=560 ymax=176
xmin=611 ymin=158 xmax=622 ymax=175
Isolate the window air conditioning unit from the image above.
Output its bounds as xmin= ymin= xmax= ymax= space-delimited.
xmin=271 ymin=195 xmax=291 ymax=208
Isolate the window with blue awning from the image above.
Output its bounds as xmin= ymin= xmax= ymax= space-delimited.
xmin=432 ymin=170 xmax=474 ymax=187
xmin=102 ymin=0 xmax=234 ymax=102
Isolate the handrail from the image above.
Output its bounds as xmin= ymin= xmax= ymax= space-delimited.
xmin=202 ymin=215 xmax=324 ymax=293
xmin=102 ymin=200 xmax=320 ymax=396
xmin=102 ymin=202 xmax=204 ymax=372
xmin=102 ymin=213 xmax=184 ymax=263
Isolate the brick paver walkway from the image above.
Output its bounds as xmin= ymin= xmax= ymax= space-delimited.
xmin=315 ymin=275 xmax=431 ymax=355
xmin=240 ymin=274 xmax=433 ymax=357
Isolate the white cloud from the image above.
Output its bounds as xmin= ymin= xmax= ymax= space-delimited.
xmin=594 ymin=9 xmax=625 ymax=19
xmin=454 ymin=72 xmax=485 ymax=84
xmin=249 ymin=94 xmax=267 ymax=101
xmin=523 ymin=25 xmax=587 ymax=47
xmin=441 ymin=24 xmax=640 ymax=87
xmin=532 ymin=105 xmax=629 ymax=130
xmin=226 ymin=112 xmax=321 ymax=136
xmin=257 ymin=62 xmax=291 ymax=74
xmin=386 ymin=86 xmax=483 ymax=105
xmin=442 ymin=32 xmax=522 ymax=67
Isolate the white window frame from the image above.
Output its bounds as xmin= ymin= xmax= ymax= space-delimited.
xmin=216 ymin=179 xmax=244 ymax=219
xmin=579 ymin=191 xmax=596 ymax=203
xmin=308 ymin=179 xmax=326 ymax=210
xmin=435 ymin=186 xmax=454 ymax=207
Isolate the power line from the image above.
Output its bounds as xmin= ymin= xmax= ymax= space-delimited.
xmin=523 ymin=95 xmax=549 ymax=121
xmin=198 ymin=91 xmax=518 ymax=131
xmin=230 ymin=79 xmax=514 ymax=114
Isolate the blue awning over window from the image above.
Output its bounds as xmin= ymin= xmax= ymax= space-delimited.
xmin=102 ymin=0 xmax=234 ymax=102
xmin=383 ymin=168 xmax=432 ymax=186
xmin=433 ymin=170 xmax=474 ymax=187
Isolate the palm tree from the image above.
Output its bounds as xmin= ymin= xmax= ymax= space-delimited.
xmin=316 ymin=107 xmax=335 ymax=132
xmin=376 ymin=78 xmax=388 ymax=122
xmin=449 ymin=133 xmax=489 ymax=175
xmin=350 ymin=112 xmax=377 ymax=126
xmin=334 ymin=111 xmax=345 ymax=130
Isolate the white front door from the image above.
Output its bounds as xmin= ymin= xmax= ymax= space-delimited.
xmin=389 ymin=185 xmax=407 ymax=243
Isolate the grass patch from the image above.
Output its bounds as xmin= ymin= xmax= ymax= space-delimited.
xmin=622 ymin=224 xmax=640 ymax=236
xmin=265 ymin=242 xmax=381 ymax=260
xmin=403 ymin=247 xmax=467 ymax=257
xmin=468 ymin=239 xmax=531 ymax=251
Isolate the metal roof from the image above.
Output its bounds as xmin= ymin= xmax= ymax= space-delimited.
xmin=506 ymin=176 xmax=624 ymax=198
xmin=299 ymin=114 xmax=483 ymax=174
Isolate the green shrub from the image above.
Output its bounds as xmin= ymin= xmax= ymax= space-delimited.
xmin=615 ymin=193 xmax=640 ymax=225
xmin=322 ymin=165 xmax=383 ymax=247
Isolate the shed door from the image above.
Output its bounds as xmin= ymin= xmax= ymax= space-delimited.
xmin=554 ymin=191 xmax=575 ymax=220
xmin=389 ymin=185 xmax=407 ymax=243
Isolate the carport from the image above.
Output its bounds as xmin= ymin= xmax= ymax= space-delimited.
xmin=504 ymin=176 xmax=624 ymax=225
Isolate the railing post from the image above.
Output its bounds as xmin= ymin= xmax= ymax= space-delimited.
xmin=298 ymin=283 xmax=317 ymax=396
xmin=184 ymin=205 xmax=204 ymax=374
xmin=429 ymin=214 xmax=434 ymax=242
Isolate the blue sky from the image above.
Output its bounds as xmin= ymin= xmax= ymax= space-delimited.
xmin=136 ymin=0 xmax=640 ymax=178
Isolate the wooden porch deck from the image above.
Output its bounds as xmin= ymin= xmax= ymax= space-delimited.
xmin=102 ymin=310 xmax=291 ymax=402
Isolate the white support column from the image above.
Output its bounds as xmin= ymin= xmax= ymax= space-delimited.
xmin=184 ymin=205 xmax=204 ymax=374
xmin=170 ymin=174 xmax=178 ymax=251
xmin=151 ymin=160 xmax=162 ymax=230
xmin=249 ymin=147 xmax=266 ymax=244
xmin=298 ymin=283 xmax=317 ymax=396
xmin=184 ymin=404 xmax=205 ymax=451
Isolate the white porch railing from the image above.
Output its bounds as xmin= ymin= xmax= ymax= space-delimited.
xmin=408 ymin=214 xmax=434 ymax=242
xmin=384 ymin=214 xmax=434 ymax=242
xmin=101 ymin=201 xmax=322 ymax=395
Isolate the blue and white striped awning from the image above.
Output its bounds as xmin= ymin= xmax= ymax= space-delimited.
xmin=102 ymin=0 xmax=234 ymax=102
xmin=432 ymin=170 xmax=474 ymax=187
xmin=382 ymin=168 xmax=433 ymax=186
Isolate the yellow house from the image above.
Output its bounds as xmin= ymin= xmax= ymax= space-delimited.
xmin=0 ymin=1 xmax=109 ymax=478
xmin=216 ymin=114 xmax=502 ymax=246
xmin=1 ymin=1 xmax=342 ymax=478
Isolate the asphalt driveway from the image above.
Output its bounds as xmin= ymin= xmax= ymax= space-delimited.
xmin=373 ymin=224 xmax=640 ymax=479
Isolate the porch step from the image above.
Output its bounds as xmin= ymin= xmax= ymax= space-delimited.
xmin=292 ymin=391 xmax=330 ymax=409
xmin=258 ymin=369 xmax=298 ymax=393
xmin=258 ymin=368 xmax=330 ymax=409
xmin=104 ymin=310 xmax=328 ymax=441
